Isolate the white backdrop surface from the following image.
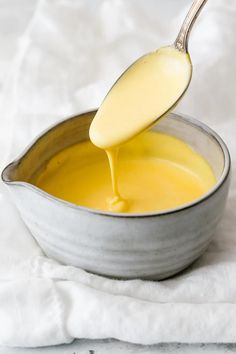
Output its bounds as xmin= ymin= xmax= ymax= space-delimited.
xmin=0 ymin=0 xmax=236 ymax=348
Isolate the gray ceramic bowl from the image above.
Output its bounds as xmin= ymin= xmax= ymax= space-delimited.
xmin=1 ymin=111 xmax=230 ymax=280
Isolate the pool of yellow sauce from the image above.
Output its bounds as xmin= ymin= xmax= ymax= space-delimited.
xmin=34 ymin=131 xmax=216 ymax=214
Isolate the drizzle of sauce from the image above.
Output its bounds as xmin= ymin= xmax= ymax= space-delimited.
xmin=106 ymin=148 xmax=128 ymax=212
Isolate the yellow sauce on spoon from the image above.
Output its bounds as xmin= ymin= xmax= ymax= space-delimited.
xmin=90 ymin=47 xmax=191 ymax=149
xmin=89 ymin=47 xmax=192 ymax=212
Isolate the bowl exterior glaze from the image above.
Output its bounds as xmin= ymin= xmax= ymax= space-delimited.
xmin=2 ymin=112 xmax=230 ymax=280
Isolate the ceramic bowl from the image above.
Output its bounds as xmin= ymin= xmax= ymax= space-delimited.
xmin=1 ymin=111 xmax=230 ymax=280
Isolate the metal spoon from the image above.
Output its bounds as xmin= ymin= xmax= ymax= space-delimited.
xmin=156 ymin=0 xmax=209 ymax=124
xmin=150 ymin=0 xmax=209 ymax=129
xmin=90 ymin=0 xmax=209 ymax=149
xmin=175 ymin=0 xmax=208 ymax=53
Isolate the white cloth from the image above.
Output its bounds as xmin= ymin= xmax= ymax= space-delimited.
xmin=0 ymin=0 xmax=236 ymax=347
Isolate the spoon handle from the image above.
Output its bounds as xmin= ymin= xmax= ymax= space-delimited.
xmin=174 ymin=0 xmax=208 ymax=52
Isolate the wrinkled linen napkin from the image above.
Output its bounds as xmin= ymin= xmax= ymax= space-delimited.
xmin=0 ymin=0 xmax=236 ymax=347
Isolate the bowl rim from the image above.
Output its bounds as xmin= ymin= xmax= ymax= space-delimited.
xmin=1 ymin=110 xmax=231 ymax=218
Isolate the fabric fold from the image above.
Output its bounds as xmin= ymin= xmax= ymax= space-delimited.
xmin=0 ymin=279 xmax=72 ymax=347
xmin=57 ymin=281 xmax=236 ymax=344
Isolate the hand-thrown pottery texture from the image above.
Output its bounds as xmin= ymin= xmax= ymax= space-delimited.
xmin=1 ymin=111 xmax=230 ymax=280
